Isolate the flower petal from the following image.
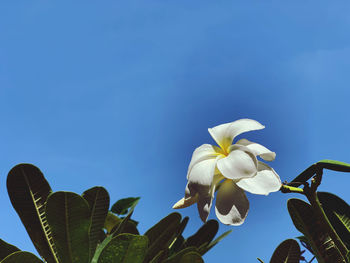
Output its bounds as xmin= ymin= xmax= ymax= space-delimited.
xmin=187 ymin=157 xmax=218 ymax=188
xmin=187 ymin=144 xmax=222 ymax=179
xmin=215 ymin=180 xmax=249 ymax=225
xmin=186 ymin=173 xmax=223 ymax=222
xmin=236 ymin=162 xmax=282 ymax=195
xmin=184 ymin=155 xmax=219 ymax=221
xmin=197 ymin=194 xmax=213 ymax=222
xmin=217 ymin=145 xmax=257 ymax=180
xmin=236 ymin=139 xmax=276 ymax=161
xmin=208 ymin=119 xmax=265 ymax=151
xmin=172 ymin=195 xmax=198 ymax=209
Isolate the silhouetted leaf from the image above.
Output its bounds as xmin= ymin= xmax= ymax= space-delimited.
xmin=46 ymin=191 xmax=90 ymax=263
xmin=111 ymin=197 xmax=140 ymax=215
xmin=318 ymin=192 xmax=350 ymax=249
xmin=270 ymin=239 xmax=301 ymax=263
xmin=169 ymin=217 xmax=189 ymax=255
xmin=185 ymin=220 xmax=218 ymax=249
xmin=97 ymin=234 xmax=148 ymax=263
xmin=288 ymin=198 xmax=345 ymax=263
xmin=0 ymin=239 xmax=19 ymax=261
xmin=0 ymin=251 xmax=43 ymax=263
xmin=198 ymin=229 xmax=232 ymax=255
xmin=144 ymin=213 xmax=182 ymax=261
xmin=111 ymin=198 xmax=140 ymax=236
xmin=82 ymin=186 xmax=110 ymax=260
xmin=296 ymin=236 xmax=314 ymax=255
xmin=163 ymin=247 xmax=199 ymax=263
xmin=317 ymin=160 xmax=350 ymax=172
xmin=92 ymin=200 xmax=139 ymax=263
xmin=6 ymin=164 xmax=59 ymax=263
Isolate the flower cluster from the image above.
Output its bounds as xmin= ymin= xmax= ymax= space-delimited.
xmin=173 ymin=119 xmax=281 ymax=225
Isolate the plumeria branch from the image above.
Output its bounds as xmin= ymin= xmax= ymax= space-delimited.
xmin=304 ymin=173 xmax=348 ymax=259
xmin=281 ymin=172 xmax=348 ymax=260
xmin=280 ymin=184 xmax=304 ymax=194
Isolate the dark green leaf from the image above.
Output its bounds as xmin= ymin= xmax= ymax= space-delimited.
xmin=97 ymin=234 xmax=148 ymax=263
xmin=92 ymin=200 xmax=140 ymax=263
xmin=169 ymin=217 xmax=189 ymax=255
xmin=288 ymin=198 xmax=345 ymax=263
xmin=177 ymin=251 xmax=203 ymax=263
xmin=45 ymin=191 xmax=90 ymax=263
xmin=149 ymin=250 xmax=166 ymax=263
xmin=318 ymin=192 xmax=350 ymax=249
xmin=163 ymin=247 xmax=199 ymax=263
xmin=82 ymin=186 xmax=110 ymax=260
xmin=108 ymin=214 xmax=139 ymax=235
xmin=317 ymin=160 xmax=350 ymax=172
xmin=144 ymin=212 xmax=182 ymax=262
xmin=296 ymin=236 xmax=314 ymax=255
xmin=0 ymin=239 xmax=19 ymax=261
xmin=104 ymin=212 xmax=122 ymax=233
xmin=185 ymin=220 xmax=218 ymax=249
xmin=111 ymin=198 xmax=140 ymax=236
xmin=111 ymin=197 xmax=140 ymax=215
xmin=6 ymin=164 xmax=59 ymax=263
xmin=169 ymin=235 xmax=185 ymax=256
xmin=198 ymin=229 xmax=232 ymax=255
xmin=270 ymin=239 xmax=301 ymax=263
xmin=0 ymin=251 xmax=43 ymax=263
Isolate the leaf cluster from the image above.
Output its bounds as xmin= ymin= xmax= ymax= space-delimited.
xmin=267 ymin=160 xmax=350 ymax=263
xmin=0 ymin=164 xmax=231 ymax=263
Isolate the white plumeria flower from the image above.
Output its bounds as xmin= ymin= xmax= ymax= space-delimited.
xmin=173 ymin=119 xmax=281 ymax=226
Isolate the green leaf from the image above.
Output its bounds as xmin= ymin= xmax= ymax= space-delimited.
xmin=163 ymin=247 xmax=199 ymax=263
xmin=318 ymin=192 xmax=350 ymax=249
xmin=270 ymin=239 xmax=301 ymax=263
xmin=169 ymin=235 xmax=185 ymax=256
xmin=6 ymin=164 xmax=59 ymax=263
xmin=287 ymin=198 xmax=345 ymax=263
xmin=198 ymin=229 xmax=232 ymax=255
xmin=149 ymin=250 xmax=167 ymax=263
xmin=104 ymin=212 xmax=122 ymax=233
xmin=45 ymin=191 xmax=91 ymax=263
xmin=317 ymin=160 xmax=350 ymax=172
xmin=111 ymin=197 xmax=140 ymax=215
xmin=144 ymin=212 xmax=182 ymax=262
xmin=0 ymin=239 xmax=19 ymax=261
xmin=185 ymin=220 xmax=218 ymax=249
xmin=168 ymin=217 xmax=189 ymax=255
xmin=296 ymin=236 xmax=314 ymax=255
xmin=82 ymin=186 xmax=110 ymax=260
xmin=107 ymin=213 xmax=139 ymax=236
xmin=289 ymin=160 xmax=350 ymax=187
xmin=0 ymin=251 xmax=43 ymax=263
xmin=97 ymin=234 xmax=148 ymax=263
xmin=111 ymin=198 xmax=140 ymax=236
xmin=92 ymin=200 xmax=139 ymax=263
xmin=177 ymin=251 xmax=203 ymax=263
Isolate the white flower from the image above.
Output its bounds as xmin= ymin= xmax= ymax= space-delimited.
xmin=173 ymin=119 xmax=281 ymax=225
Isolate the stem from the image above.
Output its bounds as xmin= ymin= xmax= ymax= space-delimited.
xmin=280 ymin=184 xmax=304 ymax=194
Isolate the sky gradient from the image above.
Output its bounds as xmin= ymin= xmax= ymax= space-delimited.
xmin=1 ymin=1 xmax=350 ymax=262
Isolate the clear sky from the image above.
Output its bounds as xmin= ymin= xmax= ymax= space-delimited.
xmin=1 ymin=1 xmax=350 ymax=262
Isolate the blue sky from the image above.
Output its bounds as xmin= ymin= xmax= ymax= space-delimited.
xmin=1 ymin=1 xmax=350 ymax=262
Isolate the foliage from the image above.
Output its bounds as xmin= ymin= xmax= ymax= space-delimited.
xmin=0 ymin=164 xmax=230 ymax=263
xmin=267 ymin=160 xmax=350 ymax=263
